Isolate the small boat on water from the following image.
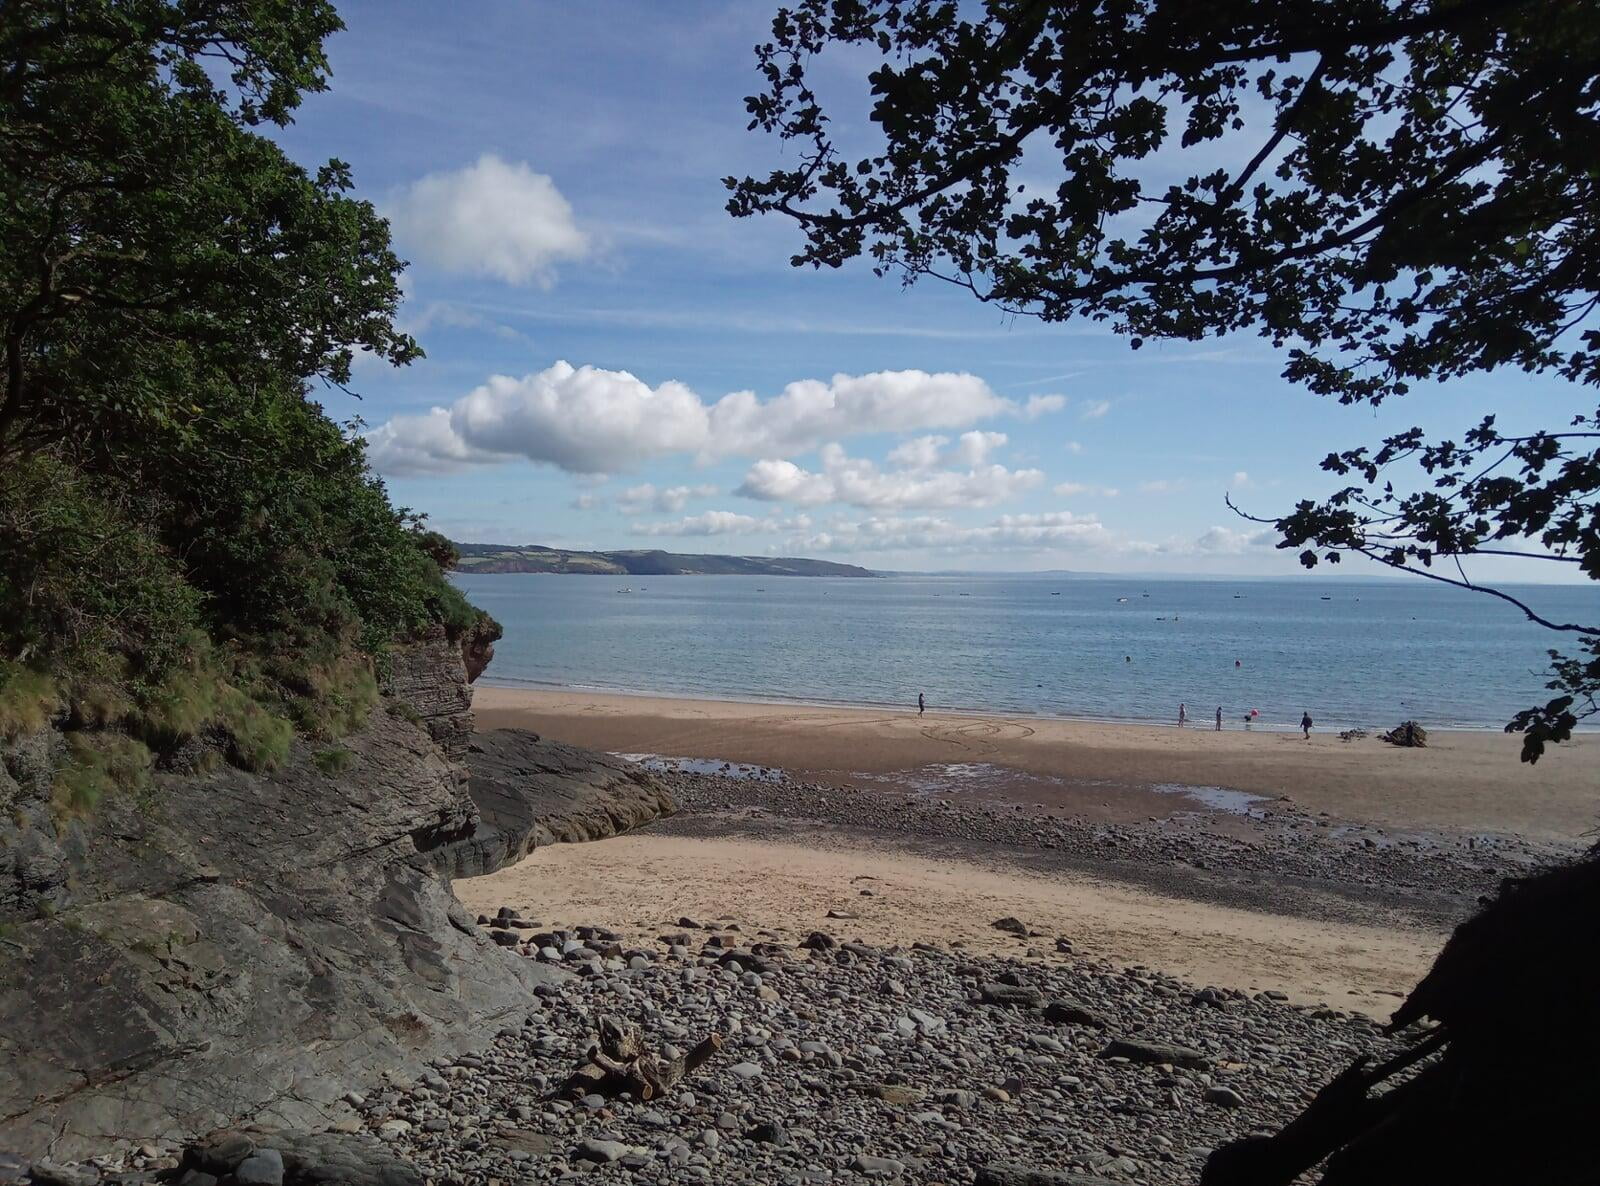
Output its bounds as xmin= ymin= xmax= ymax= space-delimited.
xmin=1116 ymin=596 xmax=1129 ymax=602
xmin=1320 ymin=595 xmax=1332 ymax=601
xmin=616 ymin=587 xmax=633 ymax=593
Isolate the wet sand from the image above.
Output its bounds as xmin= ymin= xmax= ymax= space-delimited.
xmin=475 ymin=686 xmax=1598 ymax=843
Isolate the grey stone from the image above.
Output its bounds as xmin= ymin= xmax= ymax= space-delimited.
xmin=981 ymin=983 xmax=1045 ymax=1009
xmin=574 ymin=1138 xmax=629 ymax=1164
xmin=1098 ymin=1038 xmax=1210 ymax=1069
xmin=1204 ymin=1085 xmax=1246 ymax=1108
xmin=26 ymin=1162 xmax=97 ymax=1186
xmin=232 ymin=1149 xmax=284 ymax=1186
xmin=1042 ymin=999 xmax=1106 ymax=1028
xmin=850 ymin=1154 xmax=905 ymax=1177
xmin=974 ymin=1165 xmax=1122 ymax=1186
xmin=746 ymin=1120 xmax=789 ymax=1146
xmin=991 ymin=917 xmax=1029 ymax=935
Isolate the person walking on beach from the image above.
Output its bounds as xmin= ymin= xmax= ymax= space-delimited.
xmin=1215 ymin=706 xmax=1222 ymax=731
xmin=1178 ymin=703 xmax=1187 ymax=727
xmin=1301 ymin=711 xmax=1314 ymax=739
xmin=918 ymin=692 xmax=925 ymax=717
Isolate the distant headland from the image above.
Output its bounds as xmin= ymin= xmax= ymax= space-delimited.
xmin=452 ymin=542 xmax=877 ymax=578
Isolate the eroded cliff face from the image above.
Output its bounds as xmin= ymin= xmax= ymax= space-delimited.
xmin=0 ymin=636 xmax=670 ymax=1159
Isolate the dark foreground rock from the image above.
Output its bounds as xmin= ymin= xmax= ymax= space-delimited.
xmin=179 ymin=1127 xmax=423 ymax=1186
xmin=0 ymin=660 xmax=672 ymax=1157
xmin=0 ymin=1127 xmax=425 ymax=1186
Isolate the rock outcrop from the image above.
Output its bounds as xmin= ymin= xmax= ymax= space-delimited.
xmin=383 ymin=624 xmax=477 ymax=761
xmin=0 ymin=643 xmax=672 ymax=1159
xmin=442 ymin=730 xmax=676 ymax=879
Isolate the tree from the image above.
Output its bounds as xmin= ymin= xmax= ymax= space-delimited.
xmin=0 ymin=0 xmax=418 ymax=465
xmin=0 ymin=2 xmax=477 ymax=767
xmin=726 ymin=0 xmax=1600 ymax=760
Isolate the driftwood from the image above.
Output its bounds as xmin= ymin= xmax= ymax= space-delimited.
xmin=560 ymin=1014 xmax=723 ymax=1101
xmin=1202 ymin=852 xmax=1600 ymax=1186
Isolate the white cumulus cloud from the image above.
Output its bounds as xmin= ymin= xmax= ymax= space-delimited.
xmin=886 ymin=435 xmax=948 ymax=471
xmin=1022 ymin=394 xmax=1067 ymax=419
xmin=387 ymin=155 xmax=589 ymax=286
xmin=790 ymin=510 xmax=1109 ymax=554
xmin=367 ymin=362 xmax=1038 ymax=477
xmin=735 ymin=443 xmax=1043 ymax=510
xmin=633 ymin=511 xmax=770 ymax=537
xmin=951 ymin=430 xmax=1007 ymax=467
xmin=617 ymin=483 xmax=720 ymax=514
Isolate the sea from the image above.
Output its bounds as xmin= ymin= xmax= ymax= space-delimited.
xmin=454 ymin=572 xmax=1597 ymax=732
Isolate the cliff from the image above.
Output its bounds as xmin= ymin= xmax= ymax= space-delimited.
xmin=0 ymin=636 xmax=672 ymax=1159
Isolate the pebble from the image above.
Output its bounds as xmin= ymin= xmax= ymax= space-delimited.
xmin=361 ymin=909 xmax=1407 ymax=1186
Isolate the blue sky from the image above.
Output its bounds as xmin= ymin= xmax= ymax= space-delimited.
xmin=272 ymin=1 xmax=1583 ymax=579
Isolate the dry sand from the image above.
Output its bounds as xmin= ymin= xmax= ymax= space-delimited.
xmin=458 ymin=830 xmax=1437 ymax=1018
xmin=475 ymin=687 xmax=1598 ymax=843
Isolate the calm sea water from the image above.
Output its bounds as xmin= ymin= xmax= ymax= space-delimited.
xmin=455 ymin=572 xmax=1597 ymax=731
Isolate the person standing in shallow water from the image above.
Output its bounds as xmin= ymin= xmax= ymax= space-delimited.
xmin=918 ymin=692 xmax=925 ymax=716
xmin=1301 ymin=711 xmax=1314 ymax=739
xmin=1178 ymin=703 xmax=1187 ymax=726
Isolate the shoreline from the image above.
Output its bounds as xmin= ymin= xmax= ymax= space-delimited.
xmin=475 ymin=675 xmax=1573 ymax=734
xmin=474 ymin=685 xmax=1598 ymax=843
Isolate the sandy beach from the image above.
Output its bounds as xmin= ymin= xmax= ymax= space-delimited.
xmin=475 ymin=685 xmax=1598 ymax=842
xmin=458 ymin=829 xmax=1439 ymax=1016
xmin=460 ymin=685 xmax=1594 ymax=1017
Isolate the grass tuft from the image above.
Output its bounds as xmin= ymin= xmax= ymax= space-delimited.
xmin=51 ymin=733 xmax=154 ymax=818
xmin=0 ymin=663 xmax=60 ymax=739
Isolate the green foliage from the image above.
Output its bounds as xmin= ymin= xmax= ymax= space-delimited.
xmin=0 ymin=1 xmax=491 ymax=776
xmin=0 ymin=1 xmax=416 ymax=462
xmin=0 ymin=456 xmax=206 ymax=685
xmin=52 ymin=734 xmax=154 ymax=818
xmin=732 ymin=0 xmax=1600 ymax=760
